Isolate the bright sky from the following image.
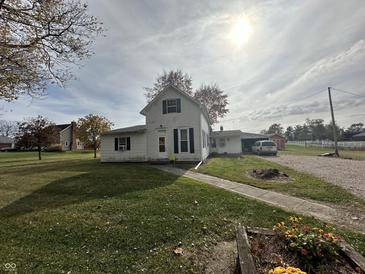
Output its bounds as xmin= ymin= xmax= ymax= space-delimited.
xmin=1 ymin=0 xmax=365 ymax=132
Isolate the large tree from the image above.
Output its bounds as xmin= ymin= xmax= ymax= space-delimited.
xmin=0 ymin=119 xmax=18 ymax=137
xmin=264 ymin=123 xmax=284 ymax=135
xmin=16 ymin=115 xmax=58 ymax=160
xmin=284 ymin=126 xmax=294 ymax=141
xmin=194 ymin=84 xmax=229 ymax=124
xmin=144 ymin=70 xmax=193 ymax=102
xmin=0 ymin=0 xmax=103 ymax=101
xmin=77 ymin=114 xmax=113 ymax=158
xmin=305 ymin=118 xmax=326 ymax=141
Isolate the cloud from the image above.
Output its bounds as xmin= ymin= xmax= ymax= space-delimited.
xmin=1 ymin=0 xmax=365 ymax=133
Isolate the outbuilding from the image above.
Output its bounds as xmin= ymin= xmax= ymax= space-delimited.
xmin=240 ymin=132 xmax=269 ymax=152
xmin=269 ymin=133 xmax=286 ymax=150
xmin=0 ymin=136 xmax=15 ymax=151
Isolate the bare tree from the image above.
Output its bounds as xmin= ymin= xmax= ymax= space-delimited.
xmin=0 ymin=119 xmax=18 ymax=137
xmin=144 ymin=70 xmax=193 ymax=102
xmin=194 ymin=84 xmax=229 ymax=124
xmin=0 ymin=0 xmax=104 ymax=101
xmin=16 ymin=115 xmax=58 ymax=160
xmin=77 ymin=114 xmax=113 ymax=158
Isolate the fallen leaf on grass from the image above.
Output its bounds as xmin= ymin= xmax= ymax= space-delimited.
xmin=173 ymin=247 xmax=184 ymax=256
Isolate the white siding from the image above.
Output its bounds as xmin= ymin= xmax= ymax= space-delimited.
xmin=212 ymin=135 xmax=242 ymax=154
xmin=59 ymin=126 xmax=71 ymax=151
xmin=100 ymin=133 xmax=147 ymax=162
xmin=144 ymin=87 xmax=204 ymax=161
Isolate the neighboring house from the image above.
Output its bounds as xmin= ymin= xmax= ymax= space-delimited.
xmin=211 ymin=128 xmax=269 ymax=154
xmin=268 ymin=133 xmax=286 ymax=150
xmin=0 ymin=136 xmax=15 ymax=150
xmin=55 ymin=122 xmax=84 ymax=151
xmin=352 ymin=131 xmax=365 ymax=141
xmin=101 ymin=85 xmax=211 ymax=162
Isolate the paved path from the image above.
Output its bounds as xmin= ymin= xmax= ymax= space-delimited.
xmin=264 ymin=155 xmax=365 ymax=200
xmin=154 ymin=165 xmax=365 ymax=233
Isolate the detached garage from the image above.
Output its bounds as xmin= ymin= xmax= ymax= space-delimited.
xmin=241 ymin=132 xmax=269 ymax=152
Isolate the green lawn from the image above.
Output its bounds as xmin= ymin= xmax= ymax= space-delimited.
xmin=0 ymin=152 xmax=364 ymax=273
xmin=282 ymin=144 xmax=365 ymax=160
xmin=197 ymin=156 xmax=365 ymax=209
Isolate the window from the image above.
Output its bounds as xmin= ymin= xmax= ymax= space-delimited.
xmin=119 ymin=137 xmax=127 ymax=151
xmin=65 ymin=141 xmax=68 ymax=146
xmin=180 ymin=129 xmax=188 ymax=152
xmin=219 ymin=138 xmax=225 ymax=147
xmin=202 ymin=130 xmax=206 ymax=148
xmin=159 ymin=137 xmax=166 ymax=152
xmin=211 ymin=138 xmax=216 ymax=148
xmin=262 ymin=141 xmax=276 ymax=147
xmin=167 ymin=99 xmax=177 ymax=113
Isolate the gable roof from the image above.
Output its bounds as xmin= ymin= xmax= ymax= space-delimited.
xmin=56 ymin=124 xmax=70 ymax=131
xmin=211 ymin=130 xmax=242 ymax=137
xmin=241 ymin=132 xmax=269 ymax=139
xmin=139 ymin=85 xmax=211 ymax=124
xmin=353 ymin=131 xmax=365 ymax=137
xmin=268 ymin=133 xmax=285 ymax=139
xmin=102 ymin=125 xmax=146 ymax=136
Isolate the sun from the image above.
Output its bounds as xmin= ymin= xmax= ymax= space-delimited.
xmin=229 ymin=17 xmax=253 ymax=46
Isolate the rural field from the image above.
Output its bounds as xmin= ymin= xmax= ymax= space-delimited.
xmin=282 ymin=144 xmax=365 ymax=161
xmin=0 ymin=152 xmax=365 ymax=273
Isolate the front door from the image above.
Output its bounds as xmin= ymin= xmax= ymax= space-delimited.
xmin=158 ymin=136 xmax=168 ymax=158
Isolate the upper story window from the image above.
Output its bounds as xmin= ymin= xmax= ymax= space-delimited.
xmin=162 ymin=99 xmax=181 ymax=114
xmin=167 ymin=99 xmax=177 ymax=113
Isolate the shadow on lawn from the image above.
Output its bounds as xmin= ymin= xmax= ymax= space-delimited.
xmin=0 ymin=163 xmax=177 ymax=218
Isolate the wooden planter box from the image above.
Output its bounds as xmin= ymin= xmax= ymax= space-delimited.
xmin=236 ymin=225 xmax=365 ymax=274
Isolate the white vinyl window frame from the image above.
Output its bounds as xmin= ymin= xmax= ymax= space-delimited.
xmin=179 ymin=128 xmax=189 ymax=153
xmin=167 ymin=99 xmax=178 ymax=113
xmin=118 ymin=137 xmax=127 ymax=151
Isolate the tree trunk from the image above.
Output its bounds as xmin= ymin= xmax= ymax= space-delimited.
xmin=38 ymin=145 xmax=41 ymax=160
xmin=94 ymin=142 xmax=96 ymax=159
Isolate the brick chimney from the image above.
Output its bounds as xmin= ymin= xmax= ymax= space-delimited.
xmin=220 ymin=125 xmax=224 ymax=131
xmin=70 ymin=121 xmax=77 ymax=151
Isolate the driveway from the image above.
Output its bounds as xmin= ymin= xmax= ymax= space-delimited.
xmin=263 ymin=155 xmax=365 ymax=200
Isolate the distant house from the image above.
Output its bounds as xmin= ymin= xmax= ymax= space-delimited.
xmin=101 ymin=85 xmax=211 ymax=162
xmin=0 ymin=136 xmax=15 ymax=151
xmin=352 ymin=131 xmax=365 ymax=141
xmin=268 ymin=133 xmax=286 ymax=150
xmin=55 ymin=122 xmax=84 ymax=151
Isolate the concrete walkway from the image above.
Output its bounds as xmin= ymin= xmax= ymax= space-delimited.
xmin=154 ymin=165 xmax=365 ymax=234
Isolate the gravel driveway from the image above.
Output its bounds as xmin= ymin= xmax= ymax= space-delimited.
xmin=263 ymin=155 xmax=365 ymax=200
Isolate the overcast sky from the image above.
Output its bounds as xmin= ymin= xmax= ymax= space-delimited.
xmin=1 ymin=0 xmax=365 ymax=132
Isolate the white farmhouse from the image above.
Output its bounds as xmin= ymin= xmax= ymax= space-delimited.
xmin=100 ymin=85 xmax=211 ymax=162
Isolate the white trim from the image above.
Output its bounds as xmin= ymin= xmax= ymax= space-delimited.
xmin=179 ymin=128 xmax=190 ymax=153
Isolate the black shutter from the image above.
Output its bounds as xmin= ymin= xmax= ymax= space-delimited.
xmin=114 ymin=138 xmax=118 ymax=151
xmin=177 ymin=98 xmax=181 ymax=113
xmin=189 ymin=128 xmax=194 ymax=153
xmin=174 ymin=129 xmax=179 ymax=153
xmin=162 ymin=100 xmax=167 ymax=114
xmin=127 ymin=137 xmax=131 ymax=150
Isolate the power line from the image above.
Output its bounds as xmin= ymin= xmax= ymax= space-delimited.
xmin=330 ymin=87 xmax=365 ymax=98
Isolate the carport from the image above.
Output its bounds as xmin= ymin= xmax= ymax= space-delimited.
xmin=241 ymin=132 xmax=269 ymax=152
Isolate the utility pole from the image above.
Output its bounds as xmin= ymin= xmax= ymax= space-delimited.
xmin=328 ymin=87 xmax=339 ymax=157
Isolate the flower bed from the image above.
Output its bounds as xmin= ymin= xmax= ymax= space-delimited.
xmin=237 ymin=217 xmax=365 ymax=273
